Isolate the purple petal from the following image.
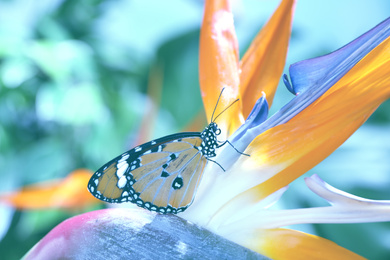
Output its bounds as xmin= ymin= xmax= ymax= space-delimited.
xmin=289 ymin=17 xmax=390 ymax=95
xmin=230 ymin=94 xmax=268 ymax=143
xmin=283 ymin=74 xmax=296 ymax=95
xmin=237 ymin=17 xmax=390 ymax=149
xmin=23 ymin=208 xmax=266 ymax=260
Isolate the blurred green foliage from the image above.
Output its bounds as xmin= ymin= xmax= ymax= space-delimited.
xmin=0 ymin=0 xmax=204 ymax=258
xmin=0 ymin=0 xmax=389 ymax=259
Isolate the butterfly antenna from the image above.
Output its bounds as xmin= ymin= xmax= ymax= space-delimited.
xmin=211 ymin=88 xmax=225 ymax=122
xmin=212 ymin=99 xmax=239 ymax=123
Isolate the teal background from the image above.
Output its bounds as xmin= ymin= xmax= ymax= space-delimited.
xmin=0 ymin=0 xmax=389 ymax=258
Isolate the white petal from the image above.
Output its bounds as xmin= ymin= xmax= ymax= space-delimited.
xmin=218 ymin=175 xmax=390 ymax=237
xmin=305 ymin=174 xmax=390 ymax=206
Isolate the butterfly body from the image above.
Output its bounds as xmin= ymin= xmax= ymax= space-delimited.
xmin=88 ymin=122 xmax=222 ymax=214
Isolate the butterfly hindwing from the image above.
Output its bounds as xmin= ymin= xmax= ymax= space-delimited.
xmin=87 ymin=133 xmax=208 ymax=214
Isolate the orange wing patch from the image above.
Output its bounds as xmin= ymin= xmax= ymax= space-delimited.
xmin=96 ymin=162 xmax=123 ymax=199
xmin=169 ymin=154 xmax=207 ymax=208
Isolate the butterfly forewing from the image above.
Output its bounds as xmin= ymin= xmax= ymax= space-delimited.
xmin=88 ymin=88 xmax=245 ymax=214
xmin=88 ymin=133 xmax=209 ymax=214
xmin=169 ymin=152 xmax=206 ymax=207
xmin=151 ymin=148 xmax=206 ymax=208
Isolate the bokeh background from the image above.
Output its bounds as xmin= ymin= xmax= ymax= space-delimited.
xmin=0 ymin=0 xmax=389 ymax=258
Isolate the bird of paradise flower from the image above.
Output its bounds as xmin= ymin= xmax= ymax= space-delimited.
xmin=13 ymin=0 xmax=390 ymax=259
xmin=176 ymin=1 xmax=390 ymax=259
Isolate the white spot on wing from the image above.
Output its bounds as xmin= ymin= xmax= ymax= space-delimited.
xmin=117 ymin=175 xmax=127 ymax=188
xmin=118 ymin=153 xmax=129 ymax=163
xmin=117 ymin=160 xmax=127 ymax=169
xmin=134 ymin=146 xmax=142 ymax=152
xmin=116 ymin=162 xmax=128 ymax=178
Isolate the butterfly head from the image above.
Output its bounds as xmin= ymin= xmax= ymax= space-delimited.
xmin=209 ymin=122 xmax=221 ymax=136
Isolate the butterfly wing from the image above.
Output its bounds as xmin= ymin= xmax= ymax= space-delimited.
xmin=87 ymin=132 xmax=207 ymax=214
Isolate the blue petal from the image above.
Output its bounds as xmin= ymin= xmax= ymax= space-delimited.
xmin=230 ymin=95 xmax=268 ymax=143
xmin=245 ymin=94 xmax=269 ymax=124
xmin=289 ymin=17 xmax=390 ymax=95
xmin=283 ymin=74 xmax=296 ymax=95
xmin=264 ymin=17 xmax=390 ymax=130
xmin=234 ymin=17 xmax=390 ymax=150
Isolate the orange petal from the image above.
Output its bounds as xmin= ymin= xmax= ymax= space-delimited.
xmin=199 ymin=0 xmax=242 ymax=134
xmin=0 ymin=169 xmax=98 ymax=209
xmin=240 ymin=0 xmax=295 ymax=116
xmin=240 ymin=35 xmax=390 ymax=201
xmin=232 ymin=228 xmax=365 ymax=260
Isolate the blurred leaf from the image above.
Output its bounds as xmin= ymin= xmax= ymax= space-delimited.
xmin=28 ymin=40 xmax=94 ymax=83
xmin=157 ymin=29 xmax=202 ymax=127
xmin=36 ymin=82 xmax=106 ymax=125
xmin=1 ymin=58 xmax=36 ymax=88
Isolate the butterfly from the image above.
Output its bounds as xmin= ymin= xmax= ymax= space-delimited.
xmin=87 ymin=89 xmax=246 ymax=214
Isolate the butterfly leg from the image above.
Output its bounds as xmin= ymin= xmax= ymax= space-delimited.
xmin=206 ymin=158 xmax=226 ymax=172
xmin=217 ymin=140 xmax=250 ymax=157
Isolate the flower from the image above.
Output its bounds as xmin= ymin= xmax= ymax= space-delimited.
xmin=177 ymin=0 xmax=390 ymax=258
xmin=21 ymin=0 xmax=390 ymax=259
